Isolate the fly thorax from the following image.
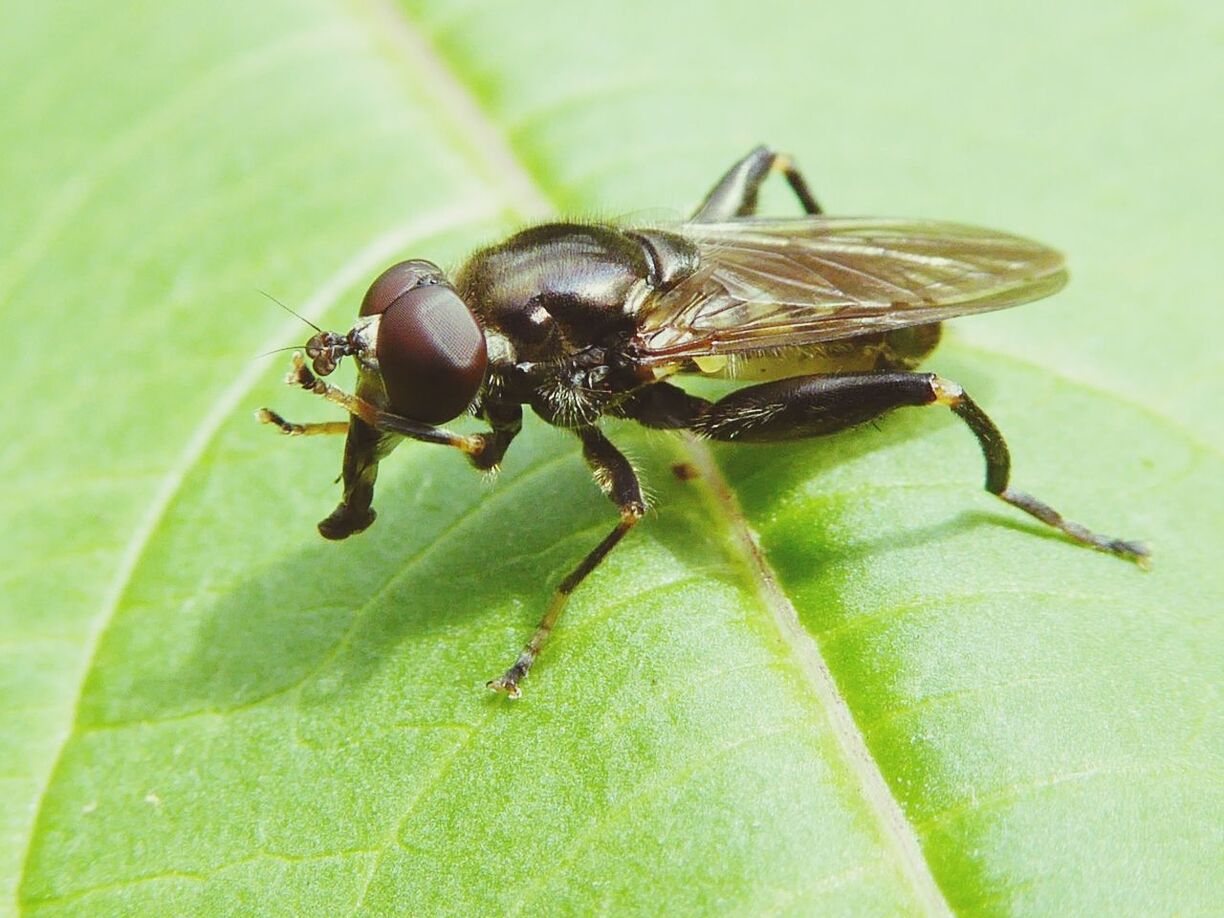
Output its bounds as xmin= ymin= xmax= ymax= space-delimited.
xmin=348 ymin=314 xmax=381 ymax=372
xmin=483 ymin=329 xmax=517 ymax=366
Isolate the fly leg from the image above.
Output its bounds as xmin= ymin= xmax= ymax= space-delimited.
xmin=690 ymin=144 xmax=822 ymax=221
xmin=274 ymin=350 xmax=488 ymax=456
xmin=488 ymin=427 xmax=646 ymax=698
xmin=267 ymin=352 xmax=511 ymax=538
xmin=696 ymin=372 xmax=1150 ymax=564
xmin=469 ymin=401 xmax=523 ymax=471
xmin=256 ymin=409 xmax=349 ymax=436
xmin=611 ymin=380 xmax=712 ymax=429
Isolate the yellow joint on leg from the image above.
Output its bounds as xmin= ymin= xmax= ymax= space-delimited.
xmin=931 ymin=376 xmax=965 ymax=407
xmin=621 ymin=502 xmax=647 ymax=525
xmin=288 ymin=352 xmax=382 ymax=427
xmin=771 ymin=153 xmax=793 ymax=174
xmin=457 ymin=434 xmax=486 ymax=457
xmin=324 ymin=382 xmax=378 ymax=426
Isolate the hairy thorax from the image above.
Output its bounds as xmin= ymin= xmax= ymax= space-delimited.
xmin=456 ymin=222 xmax=650 ymax=363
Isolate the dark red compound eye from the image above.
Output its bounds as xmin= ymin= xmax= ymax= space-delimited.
xmin=377 ymin=283 xmax=488 ymax=424
xmin=360 ymin=259 xmax=445 ymax=317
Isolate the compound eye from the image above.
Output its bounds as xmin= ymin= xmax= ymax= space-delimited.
xmin=377 ymin=284 xmax=488 ymax=424
xmin=360 ymin=259 xmax=445 ymax=317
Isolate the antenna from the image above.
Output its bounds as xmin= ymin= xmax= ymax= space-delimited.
xmin=257 ymin=289 xmax=322 ymax=333
xmin=255 ymin=345 xmax=303 ymax=359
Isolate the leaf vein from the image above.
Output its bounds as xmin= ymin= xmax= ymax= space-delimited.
xmin=506 ymin=721 xmax=811 ymax=917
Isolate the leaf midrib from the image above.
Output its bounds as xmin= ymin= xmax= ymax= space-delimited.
xmin=677 ymin=435 xmax=953 ymax=915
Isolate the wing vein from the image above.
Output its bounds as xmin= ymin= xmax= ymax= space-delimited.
xmin=634 ymin=217 xmax=1065 ymax=361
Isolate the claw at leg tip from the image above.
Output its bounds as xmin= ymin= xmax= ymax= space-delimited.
xmin=487 ymin=677 xmax=522 ymax=699
xmin=1109 ymin=537 xmax=1152 ymax=569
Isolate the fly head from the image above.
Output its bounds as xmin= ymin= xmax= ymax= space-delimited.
xmin=357 ymin=259 xmax=489 ymax=424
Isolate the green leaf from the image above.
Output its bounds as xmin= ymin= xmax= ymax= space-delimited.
xmin=3 ymin=1 xmax=1220 ymax=915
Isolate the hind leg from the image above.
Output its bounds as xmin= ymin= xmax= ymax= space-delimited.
xmin=691 ymin=144 xmax=823 ymax=221
xmin=695 ymin=372 xmax=1149 ymax=564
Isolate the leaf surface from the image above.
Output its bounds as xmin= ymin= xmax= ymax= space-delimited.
xmin=2 ymin=1 xmax=1220 ymax=915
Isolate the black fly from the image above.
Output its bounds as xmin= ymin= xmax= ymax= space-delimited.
xmin=260 ymin=145 xmax=1149 ymax=698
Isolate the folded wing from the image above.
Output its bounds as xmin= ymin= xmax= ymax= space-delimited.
xmin=631 ymin=217 xmax=1067 ymax=363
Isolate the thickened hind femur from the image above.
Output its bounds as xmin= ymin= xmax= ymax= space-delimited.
xmin=370 ymin=269 xmax=488 ymax=424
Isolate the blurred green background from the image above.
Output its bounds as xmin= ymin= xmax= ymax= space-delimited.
xmin=1 ymin=1 xmax=1220 ymax=915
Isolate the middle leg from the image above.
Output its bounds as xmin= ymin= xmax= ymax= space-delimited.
xmin=487 ymin=427 xmax=646 ymax=698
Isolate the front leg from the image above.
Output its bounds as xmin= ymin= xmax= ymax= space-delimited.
xmin=257 ymin=409 xmax=349 ymax=436
xmin=280 ymin=352 xmax=486 ymax=456
xmin=488 ymin=427 xmax=646 ymax=698
xmin=265 ymin=352 xmax=507 ymax=538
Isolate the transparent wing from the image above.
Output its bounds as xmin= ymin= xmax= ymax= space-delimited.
xmin=630 ymin=217 xmax=1068 ymax=362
